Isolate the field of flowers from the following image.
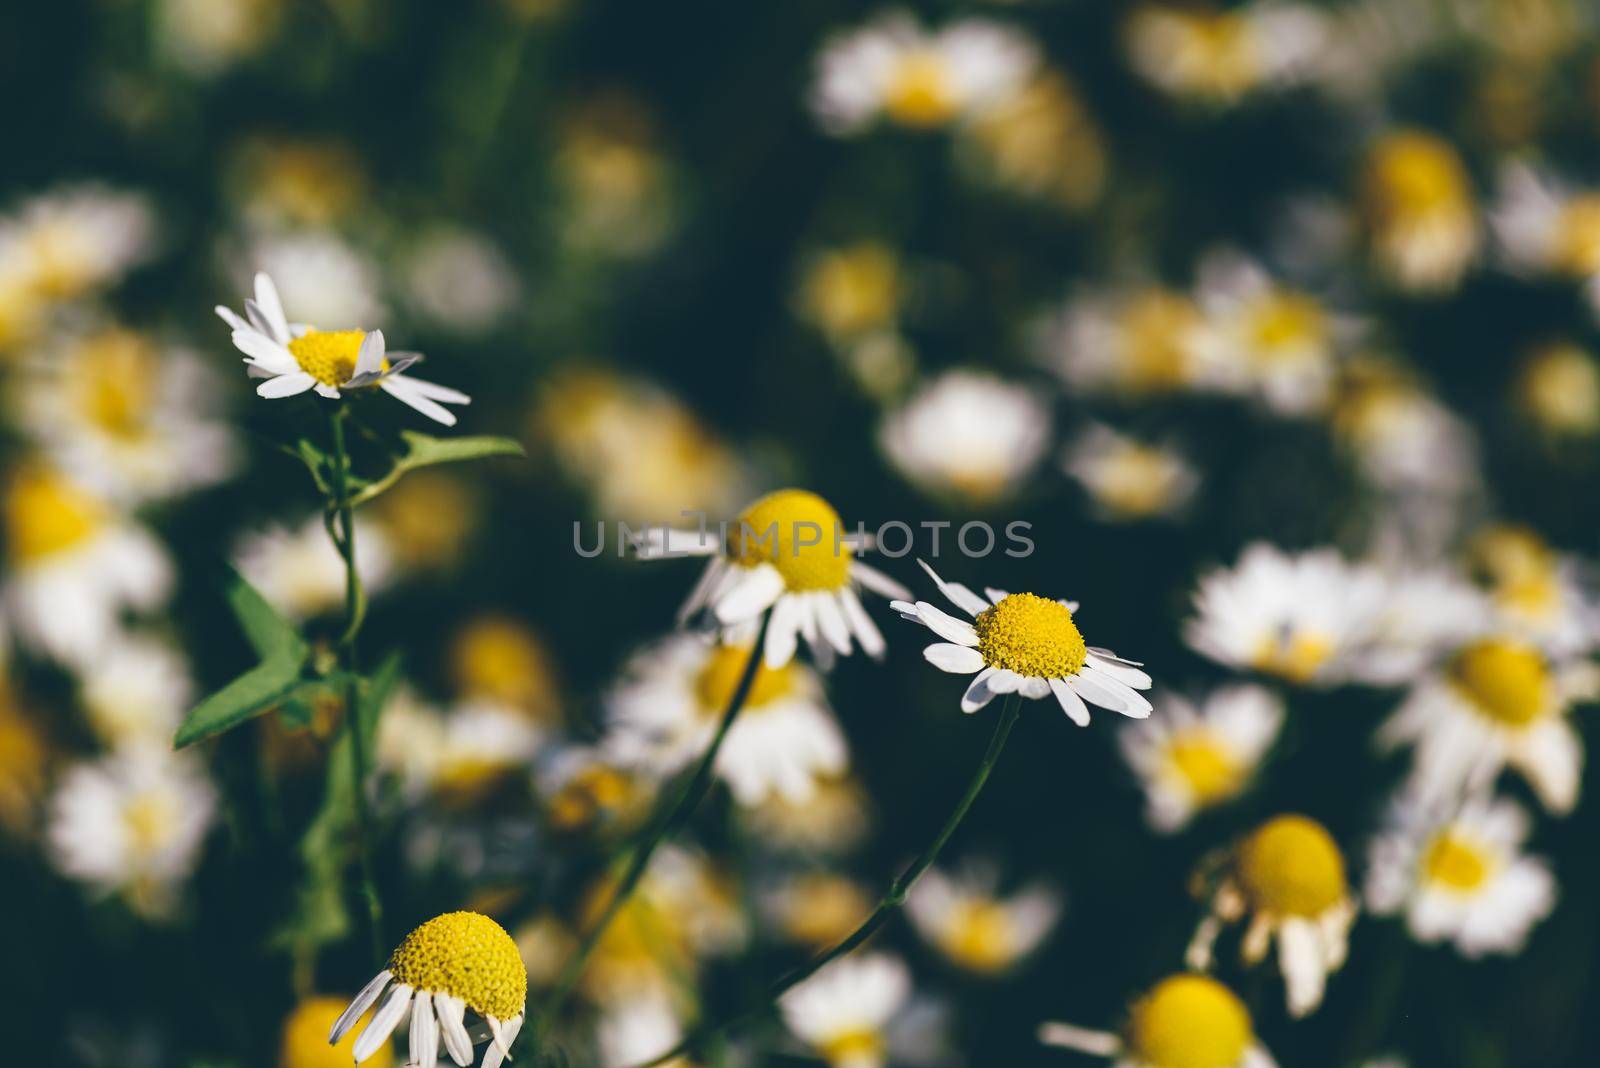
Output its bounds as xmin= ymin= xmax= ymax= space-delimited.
xmin=3 ymin=1 xmax=1600 ymax=1066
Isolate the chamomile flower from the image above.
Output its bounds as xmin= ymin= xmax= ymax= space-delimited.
xmin=796 ymin=242 xmax=904 ymax=346
xmin=1491 ymin=162 xmax=1600 ymax=308
xmin=879 ymin=369 xmax=1052 ymax=506
xmin=232 ymin=514 xmax=392 ymax=622
xmin=237 ymin=232 xmax=385 ymax=326
xmin=810 ymin=12 xmax=1039 ymax=135
xmin=1039 ymin=972 xmax=1278 ymax=1068
xmin=401 ymin=226 xmax=518 ymax=334
xmin=603 ymin=635 xmax=848 ymax=806
xmin=535 ymin=745 xmax=653 ymax=836
xmin=329 ymin=911 xmax=527 ymax=1067
xmin=1186 ymin=544 xmax=1387 ymax=688
xmin=1348 ymin=564 xmax=1491 ymax=687
xmin=780 ymin=954 xmax=911 ymax=1068
xmin=217 ymin=271 xmax=470 ymax=424
xmin=1516 ymin=341 xmax=1600 ymax=436
xmin=742 ymin=772 xmax=874 ymax=855
xmin=1330 ymin=357 xmax=1481 ymax=502
xmin=1061 ymin=424 xmax=1200 ymax=522
xmin=636 ymin=488 xmax=911 ymax=668
xmin=449 ymin=615 xmax=561 ymax=723
xmin=894 ymin=561 xmax=1153 ymax=723
xmin=280 ymin=995 xmax=391 ymax=1068
xmin=959 ymin=71 xmax=1107 ymax=210
xmin=1118 ymin=685 xmax=1284 ymax=833
xmin=1365 ymin=794 xmax=1556 ymax=956
xmin=1360 ymin=130 xmax=1479 ymax=292
xmin=1038 ymin=286 xmax=1210 ymax=397
xmin=1125 ymin=1 xmax=1327 ymax=105
xmin=1188 ymin=815 xmax=1356 ymax=1018
xmin=0 ymin=688 xmax=49 ymax=837
xmin=906 ymin=864 xmax=1061 ymax=975
xmin=2 ymin=465 xmax=172 ymax=665
xmin=3 ymin=184 xmax=156 ymax=301
xmin=45 ymin=747 xmax=216 ymax=919
xmin=378 ymin=694 xmax=545 ymax=806
xmin=764 ymin=871 xmax=874 ymax=948
xmin=1377 ymin=636 xmax=1594 ymax=815
xmin=1467 ymin=525 xmax=1600 ymax=658
xmin=78 ymin=633 xmax=192 ymax=748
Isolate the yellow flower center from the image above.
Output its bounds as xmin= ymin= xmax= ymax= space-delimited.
xmin=5 ymin=467 xmax=102 ymax=563
xmin=727 ymin=489 xmax=852 ymax=592
xmin=1122 ymin=290 xmax=1202 ymax=391
xmin=781 ymin=874 xmax=870 ymax=946
xmin=1247 ymin=291 xmax=1327 ymax=362
xmin=545 ymin=764 xmax=639 ymax=831
xmin=1448 ymin=638 xmax=1550 ymax=727
xmin=1554 ymin=195 xmax=1600 ymax=276
xmin=1236 ymin=815 xmax=1347 ymax=917
xmin=1421 ymin=830 xmax=1493 ymax=894
xmin=819 ymin=1028 xmax=886 ymax=1067
xmin=941 ymin=899 xmax=1017 ymax=974
xmin=801 ymin=244 xmax=900 ymax=339
xmin=885 ymin=51 xmax=958 ymax=128
xmin=1365 ymin=131 xmax=1471 ymax=217
xmin=123 ymin=792 xmax=178 ymax=855
xmin=1519 ymin=344 xmax=1600 ymax=434
xmin=694 ymin=643 xmax=797 ymax=713
xmin=1249 ymin=631 xmax=1333 ymax=685
xmin=1166 ymin=734 xmax=1240 ymax=803
xmin=450 ymin=616 xmax=556 ymax=718
xmin=1126 ymin=974 xmax=1253 ymax=1068
xmin=71 ymin=330 xmax=157 ymax=439
xmin=974 ymin=593 xmax=1087 ymax=679
xmin=285 ymin=329 xmax=369 ymax=388
xmin=280 ymin=995 xmax=389 ymax=1068
xmin=387 ymin=911 xmax=528 ymax=1020
xmin=1093 ymin=444 xmax=1178 ymax=517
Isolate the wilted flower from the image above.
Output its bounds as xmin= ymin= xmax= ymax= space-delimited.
xmin=879 ymin=369 xmax=1051 ymax=506
xmin=1039 ymin=972 xmax=1278 ymax=1067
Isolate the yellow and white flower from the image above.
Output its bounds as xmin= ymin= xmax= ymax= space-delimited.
xmin=763 ymin=871 xmax=874 ymax=948
xmin=401 ymin=227 xmax=518 ymax=335
xmin=232 ymin=514 xmax=392 ymax=622
xmin=234 ymin=231 xmax=385 ymax=327
xmin=780 ymin=954 xmax=911 ymax=1068
xmin=329 ymin=911 xmax=527 ymax=1067
xmin=1360 ymin=130 xmax=1479 ymax=292
xmin=1515 ymin=341 xmax=1600 ymax=436
xmin=1348 ymin=564 xmax=1492 ymax=687
xmin=895 ymin=560 xmax=1152 ymax=723
xmin=811 ymin=12 xmax=1038 ymax=135
xmin=1185 ymin=543 xmax=1387 ymax=688
xmin=637 ymin=488 xmax=911 ymax=668
xmin=1125 ymin=1 xmax=1328 ymax=105
xmin=1039 ymin=972 xmax=1278 ymax=1067
xmin=1491 ymin=162 xmax=1600 ymax=307
xmin=959 ymin=71 xmax=1107 ymax=210
xmin=2 ymin=465 xmax=172 ymax=665
xmin=1467 ymin=525 xmax=1600 ymax=658
xmin=1118 ymin=685 xmax=1284 ymax=832
xmin=378 ymin=693 xmax=545 ymax=805
xmin=449 ymin=614 xmax=561 ymax=723
xmin=1187 ymin=814 xmax=1356 ymax=1018
xmin=879 ymin=369 xmax=1051 ymax=506
xmin=45 ymin=747 xmax=216 ymax=918
xmin=157 ymin=0 xmax=281 ymax=75
xmin=78 ymin=633 xmax=192 ymax=748
xmin=1062 ymin=424 xmax=1199 ymax=522
xmin=1377 ymin=636 xmax=1594 ymax=815
xmin=906 ymin=864 xmax=1060 ymax=975
xmin=595 ymin=991 xmax=689 ymax=1068
xmin=603 ymin=635 xmax=848 ymax=806
xmin=742 ymin=773 xmax=873 ymax=855
xmin=1038 ymin=286 xmax=1209 ymax=397
xmin=1365 ymin=793 xmax=1556 ymax=956
xmin=1330 ymin=357 xmax=1481 ymax=500
xmin=218 ymin=271 xmax=471 ymax=424
xmin=0 ymin=184 xmax=155 ymax=301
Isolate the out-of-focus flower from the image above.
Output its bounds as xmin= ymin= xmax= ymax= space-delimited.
xmin=554 ymin=95 xmax=678 ymax=258
xmin=1378 ymin=636 xmax=1594 ymax=815
xmin=537 ymin=747 xmax=652 ymax=836
xmin=45 ymin=747 xmax=215 ymax=919
xmin=894 ymin=560 xmax=1153 ymax=723
xmin=1039 ymin=972 xmax=1277 ymax=1067
xmin=16 ymin=326 xmax=239 ymax=504
xmin=1515 ymin=341 xmax=1600 ymax=435
xmin=233 ymin=513 xmax=392 ymax=621
xmin=3 ymin=465 xmax=172 ymax=665
xmin=1491 ymin=163 xmax=1600 ymax=309
xmin=906 ymin=865 xmax=1060 ymax=975
xmin=810 ymin=12 xmax=1038 ymax=135
xmin=218 ymin=272 xmax=472 ymax=424
xmin=233 ymin=232 xmax=386 ymax=329
xmin=0 ymin=185 xmax=155 ymax=302
xmin=1360 ymin=130 xmax=1479 ymax=293
xmin=1119 ymin=685 xmax=1284 ymax=832
xmin=742 ymin=773 xmax=873 ymax=855
xmin=78 ymin=634 xmax=192 ymax=749
xmin=604 ymin=636 xmax=848 ymax=806
xmin=764 ymin=872 xmax=873 ymax=948
xmin=156 ymin=0 xmax=281 ymax=75
xmin=1039 ymin=286 xmax=1210 ymax=398
xmin=329 ymin=911 xmax=527 ymax=1068
xmin=879 ymin=369 xmax=1051 ymax=506
xmin=228 ymin=138 xmax=367 ymax=228
xmin=1125 ymin=1 xmax=1328 ymax=105
xmin=513 ymin=912 xmax=575 ymax=989
xmin=780 ymin=953 xmax=911 ymax=1068
xmin=1330 ymin=356 xmax=1481 ymax=500
xmin=0 ymin=243 xmax=47 ymax=356
xmin=595 ymin=991 xmax=691 ymax=1068
xmin=378 ymin=693 xmax=544 ymax=806
xmin=1061 ymin=424 xmax=1199 ymax=522
xmin=279 ymin=994 xmax=390 ymax=1068
xmin=960 ymin=71 xmax=1107 ymax=210
xmin=449 ymin=615 xmax=560 ymax=723
xmin=1365 ymin=793 xmax=1556 ymax=957
xmin=1185 ymin=544 xmax=1386 ymax=688
xmin=1466 ymin=525 xmax=1600 ymax=657
xmin=1349 ymin=564 xmax=1491 ymax=686
xmin=401 ymin=227 xmax=518 ymax=334
xmin=637 ymin=489 xmax=911 ymax=668
xmin=1188 ymin=815 xmax=1356 ymax=1018
xmin=796 ymin=243 xmax=903 ymax=345
xmin=372 ymin=471 xmax=481 ymax=573
xmin=0 ymin=682 xmax=48 ymax=836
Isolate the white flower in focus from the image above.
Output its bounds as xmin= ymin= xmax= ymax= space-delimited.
xmin=232 ymin=513 xmax=392 ymax=622
xmin=2 ymin=185 xmax=156 ymax=301
xmin=781 ymin=954 xmax=911 ymax=1068
xmin=906 ymin=865 xmax=1060 ymax=975
xmin=1119 ymin=685 xmax=1284 ymax=832
xmin=1062 ymin=424 xmax=1199 ymax=522
xmin=402 ymin=227 xmax=519 ymax=334
xmin=1039 ymin=972 xmax=1278 ymax=1067
xmin=879 ymin=369 xmax=1051 ymax=505
xmin=79 ymin=634 xmax=193 ymax=748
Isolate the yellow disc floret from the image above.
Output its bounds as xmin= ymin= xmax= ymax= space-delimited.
xmin=727 ymin=489 xmax=852 ymax=591
xmin=1448 ymin=638 xmax=1550 ymax=727
xmin=940 ymin=898 xmax=1017 ymax=974
xmin=695 ymin=643 xmax=796 ymax=713
xmin=280 ymin=995 xmax=389 ymax=1068
xmin=5 ymin=466 xmax=102 ymax=562
xmin=387 ymin=911 xmax=527 ymax=1020
xmin=885 ymin=51 xmax=958 ymax=128
xmin=286 ymin=329 xmax=367 ymax=388
xmin=973 ymin=593 xmax=1087 ymax=679
xmin=1166 ymin=734 xmax=1240 ymax=804
xmin=1236 ymin=815 xmax=1347 ymax=917
xmin=1126 ymin=974 xmax=1252 ymax=1068
xmin=1422 ymin=831 xmax=1492 ymax=894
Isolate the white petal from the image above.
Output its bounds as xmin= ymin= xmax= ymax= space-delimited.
xmin=1037 ymin=1023 xmax=1122 ymax=1055
xmin=330 ymin=971 xmax=393 ymax=1044
xmin=481 ymin=1014 xmax=524 ymax=1068
xmin=917 ymin=558 xmax=990 ymax=616
xmin=853 ymin=560 xmax=912 ymax=601
xmin=434 ymin=994 xmax=473 ymax=1066
xmin=961 ymin=668 xmax=1000 ymax=713
xmin=814 ymin=592 xmax=854 ymax=655
xmin=839 ymin=586 xmax=887 ymax=658
xmin=408 ymin=989 xmax=439 ymax=1067
xmin=1071 ymin=668 xmax=1152 ymax=717
xmin=254 ymin=271 xmax=291 ymax=341
xmin=257 ymin=372 xmax=318 ymax=398
xmin=1086 ymin=651 xmax=1153 ymax=690
xmin=764 ymin=594 xmax=804 ymax=668
xmin=215 ymin=304 xmax=251 ymax=333
xmin=355 ymin=329 xmax=386 ymax=378
xmin=914 ymin=601 xmax=980 ymax=646
xmin=714 ymin=565 xmax=786 ymax=624
xmin=353 ymin=983 xmax=414 ymax=1063
xmin=1049 ymin=677 xmax=1091 ymax=725
xmin=985 ymin=587 xmax=1010 ymax=604
xmin=393 ymin=375 xmax=471 ymax=404
xmin=231 ymin=328 xmax=296 ymax=370
xmin=986 ymin=669 xmax=1025 ymax=693
xmin=381 ymin=377 xmax=457 ymax=425
xmin=924 ymin=642 xmax=985 ymax=673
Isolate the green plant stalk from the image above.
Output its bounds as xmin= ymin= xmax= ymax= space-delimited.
xmin=531 ymin=610 xmax=774 ymax=1048
xmin=628 ymin=693 xmax=1025 ymax=1068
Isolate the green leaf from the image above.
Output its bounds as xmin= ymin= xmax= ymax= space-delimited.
xmin=357 ymin=651 xmax=403 ymax=748
xmin=347 ymin=432 xmax=525 ymax=507
xmin=222 ymin=566 xmax=308 ymax=663
xmin=173 ymin=656 xmax=304 ymax=748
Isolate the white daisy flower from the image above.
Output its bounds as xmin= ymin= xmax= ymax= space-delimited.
xmin=1365 ymin=793 xmax=1556 ymax=957
xmin=1039 ymin=972 xmax=1278 ymax=1068
xmin=45 ymin=747 xmax=215 ymax=919
xmin=1490 ymin=161 xmax=1600 ymax=312
xmin=1125 ymin=1 xmax=1327 ymax=105
xmin=401 ymin=226 xmax=518 ymax=334
xmin=1185 ymin=543 xmax=1387 ymax=688
xmin=378 ymin=694 xmax=545 ymax=805
xmin=1187 ymin=815 xmax=1356 ymax=1019
xmin=780 ymin=953 xmax=911 ymax=1068
xmin=217 ymin=271 xmax=471 ymax=424
xmin=3 ymin=184 xmax=156 ymax=301
xmin=636 ymin=488 xmax=911 ymax=668
xmin=1360 ymin=130 xmax=1479 ymax=293
xmin=1036 ymin=285 xmax=1210 ymax=397
xmin=894 ymin=560 xmax=1152 ymax=723
xmin=906 ymin=864 xmax=1060 ymax=975
xmin=2 ymin=465 xmax=172 ymax=665
xmin=603 ymin=634 xmax=848 ymax=807
xmin=1377 ymin=636 xmax=1594 ymax=815
xmin=1119 ymin=685 xmax=1284 ymax=833
xmin=156 ymin=0 xmax=280 ymax=75
xmin=1516 ymin=340 xmax=1600 ymax=436
xmin=763 ymin=871 xmax=874 ymax=949
xmin=1346 ymin=563 xmax=1492 ymax=687
xmin=329 ymin=911 xmax=527 ymax=1067
xmin=1468 ymin=525 xmax=1600 ymax=659
xmin=1330 ymin=357 xmax=1482 ymax=501
xmin=810 ymin=11 xmax=1038 ymax=136
xmin=1061 ymin=424 xmax=1200 ymax=522
xmin=79 ymin=633 xmax=193 ymax=748
xmin=232 ymin=513 xmax=392 ymax=622
xmin=742 ymin=773 xmax=873 ymax=856
xmin=236 ymin=230 xmax=385 ymax=326
xmin=879 ymin=368 xmax=1051 ymax=506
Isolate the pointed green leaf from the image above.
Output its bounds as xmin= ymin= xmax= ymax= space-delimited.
xmin=398 ymin=430 xmax=525 ymax=468
xmin=222 ymin=566 xmax=308 ymax=662
xmin=174 ymin=656 xmax=305 ymax=748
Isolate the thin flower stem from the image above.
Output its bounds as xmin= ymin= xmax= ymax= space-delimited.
xmin=328 ymin=404 xmax=384 ymax=967
xmin=627 ymin=693 xmax=1025 ymax=1068
xmin=531 ymin=610 xmax=774 ymax=1048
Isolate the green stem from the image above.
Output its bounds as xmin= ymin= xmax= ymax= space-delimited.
xmin=531 ymin=611 xmax=774 ymax=1047
xmin=628 ymin=694 xmax=1024 ymax=1068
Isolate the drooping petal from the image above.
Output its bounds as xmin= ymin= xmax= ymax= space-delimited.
xmin=1049 ymin=677 xmax=1090 ymax=726
xmin=329 ymin=970 xmax=394 ymax=1044
xmin=924 ymin=642 xmax=985 ymax=674
xmin=353 ymin=983 xmax=414 ymax=1063
xmin=961 ymin=668 xmax=1000 ymax=713
xmin=917 ymin=558 xmax=990 ymax=617
xmin=257 ymin=372 xmax=318 ymax=399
